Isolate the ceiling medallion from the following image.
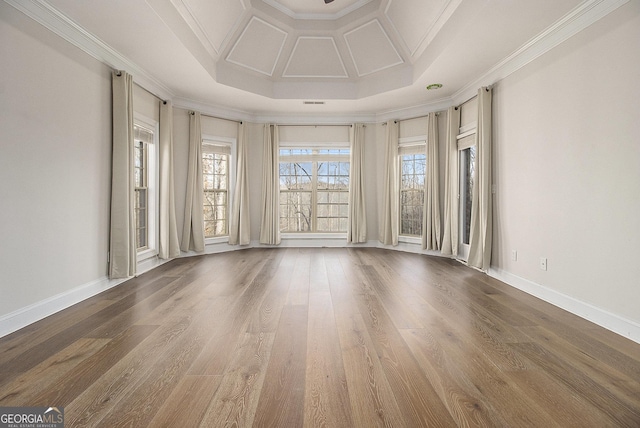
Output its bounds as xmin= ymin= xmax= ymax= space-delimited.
xmin=426 ymin=83 xmax=443 ymax=90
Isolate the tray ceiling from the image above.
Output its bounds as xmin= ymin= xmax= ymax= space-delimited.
xmin=17 ymin=0 xmax=618 ymax=118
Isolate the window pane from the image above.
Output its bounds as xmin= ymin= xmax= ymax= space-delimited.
xmin=202 ymin=156 xmax=213 ymax=174
xmin=137 ymin=228 xmax=147 ymax=249
xmin=279 ymin=190 xmax=312 ymax=232
xmin=137 ymin=208 xmax=146 ymax=228
xmin=204 ymin=221 xmax=216 ymax=237
xmin=203 ymin=205 xmax=214 ymax=221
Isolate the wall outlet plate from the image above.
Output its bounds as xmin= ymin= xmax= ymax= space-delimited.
xmin=540 ymin=257 xmax=548 ymax=271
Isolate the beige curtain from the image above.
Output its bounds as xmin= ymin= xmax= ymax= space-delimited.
xmin=109 ymin=71 xmax=136 ymax=279
xmin=441 ymin=106 xmax=460 ymax=256
xmin=158 ymin=101 xmax=180 ymax=259
xmin=347 ymin=123 xmax=367 ymax=243
xmin=468 ymin=87 xmax=493 ymax=270
xmin=379 ymin=120 xmax=399 ymax=246
xmin=259 ymin=124 xmax=280 ymax=245
xmin=229 ymin=122 xmax=251 ymax=245
xmin=181 ymin=111 xmax=205 ymax=252
xmin=423 ymin=112 xmax=441 ymax=250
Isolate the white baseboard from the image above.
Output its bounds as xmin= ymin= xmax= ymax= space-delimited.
xmin=136 ymin=254 xmax=171 ymax=276
xmin=377 ymin=241 xmax=451 ymax=258
xmin=488 ymin=267 xmax=640 ymax=345
xmin=0 ymin=276 xmax=126 ymax=339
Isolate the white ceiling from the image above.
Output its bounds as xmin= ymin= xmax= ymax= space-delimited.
xmin=13 ymin=0 xmax=623 ymax=121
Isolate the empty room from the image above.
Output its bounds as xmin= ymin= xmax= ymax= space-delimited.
xmin=1 ymin=0 xmax=639 ymax=426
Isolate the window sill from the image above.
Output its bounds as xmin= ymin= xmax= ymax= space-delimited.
xmin=205 ymin=236 xmax=230 ymax=245
xmin=281 ymin=232 xmax=347 ymax=240
xmin=137 ymin=248 xmax=158 ymax=262
xmin=398 ymin=235 xmax=421 ymax=245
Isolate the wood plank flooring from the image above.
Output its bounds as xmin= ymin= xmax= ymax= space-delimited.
xmin=1 ymin=248 xmax=639 ymax=427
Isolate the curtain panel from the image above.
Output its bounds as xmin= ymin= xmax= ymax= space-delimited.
xmin=468 ymin=87 xmax=493 ymax=270
xmin=347 ymin=123 xmax=367 ymax=243
xmin=109 ymin=71 xmax=136 ymax=279
xmin=181 ymin=111 xmax=205 ymax=252
xmin=441 ymin=106 xmax=460 ymax=256
xmin=379 ymin=120 xmax=399 ymax=246
xmin=259 ymin=124 xmax=280 ymax=245
xmin=158 ymin=101 xmax=180 ymax=259
xmin=423 ymin=112 xmax=441 ymax=250
xmin=229 ymin=122 xmax=251 ymax=245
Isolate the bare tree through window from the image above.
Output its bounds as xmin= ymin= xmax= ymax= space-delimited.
xmin=400 ymin=153 xmax=426 ymax=236
xmin=202 ymin=144 xmax=229 ymax=237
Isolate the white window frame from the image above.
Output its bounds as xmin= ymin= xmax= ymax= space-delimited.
xmin=202 ymin=135 xmax=236 ymax=244
xmin=279 ymin=141 xmax=350 ymax=238
xmin=398 ymin=136 xmax=426 ymax=244
xmin=134 ymin=113 xmax=159 ymax=263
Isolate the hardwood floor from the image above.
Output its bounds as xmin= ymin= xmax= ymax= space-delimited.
xmin=1 ymin=248 xmax=639 ymax=427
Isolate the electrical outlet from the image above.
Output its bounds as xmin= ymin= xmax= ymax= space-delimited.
xmin=511 ymin=250 xmax=517 ymax=261
xmin=540 ymin=257 xmax=547 ymax=271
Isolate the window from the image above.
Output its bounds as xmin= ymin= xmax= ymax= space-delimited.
xmin=459 ymin=145 xmax=476 ymax=245
xmin=134 ymin=124 xmax=154 ymax=250
xmin=202 ymin=141 xmax=231 ymax=238
xmin=399 ymin=140 xmax=426 ymax=237
xmin=279 ymin=148 xmax=350 ymax=233
xmin=457 ymin=132 xmax=476 ymax=259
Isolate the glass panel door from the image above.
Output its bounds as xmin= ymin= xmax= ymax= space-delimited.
xmin=458 ymin=145 xmax=476 ymax=261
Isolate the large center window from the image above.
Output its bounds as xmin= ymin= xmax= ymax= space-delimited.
xmin=279 ymin=148 xmax=350 ymax=233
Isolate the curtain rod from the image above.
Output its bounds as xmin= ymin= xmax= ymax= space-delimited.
xmin=381 ymin=112 xmax=440 ymax=125
xmin=136 ymin=83 xmax=164 ymax=103
xmin=189 ymin=111 xmax=243 ymax=125
xmin=395 ymin=112 xmax=440 ymax=123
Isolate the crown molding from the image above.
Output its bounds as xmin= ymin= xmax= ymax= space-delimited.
xmin=4 ymin=0 xmax=175 ymax=101
xmin=451 ymin=0 xmax=629 ymax=105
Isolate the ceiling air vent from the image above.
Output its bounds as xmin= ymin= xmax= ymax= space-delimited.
xmin=303 ymin=101 xmax=325 ymax=105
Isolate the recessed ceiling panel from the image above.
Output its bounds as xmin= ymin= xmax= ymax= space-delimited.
xmin=344 ymin=19 xmax=403 ymax=77
xmin=263 ymin=0 xmax=372 ymax=19
xmin=283 ymin=37 xmax=348 ymax=78
xmin=226 ymin=17 xmax=287 ymax=76
xmin=385 ymin=0 xmax=453 ymax=56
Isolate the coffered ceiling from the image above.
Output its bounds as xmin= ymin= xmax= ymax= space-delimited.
xmin=7 ymin=0 xmax=626 ymax=121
